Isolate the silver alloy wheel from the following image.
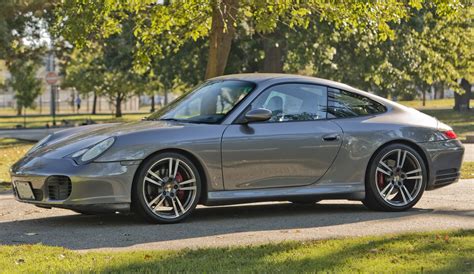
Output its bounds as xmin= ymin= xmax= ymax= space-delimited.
xmin=375 ymin=149 xmax=423 ymax=206
xmin=142 ymin=157 xmax=197 ymax=219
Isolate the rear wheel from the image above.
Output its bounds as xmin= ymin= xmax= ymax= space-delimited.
xmin=132 ymin=152 xmax=201 ymax=224
xmin=363 ymin=144 xmax=427 ymax=211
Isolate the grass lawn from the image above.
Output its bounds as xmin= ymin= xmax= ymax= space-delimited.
xmin=0 ymin=139 xmax=33 ymax=184
xmin=0 ymin=230 xmax=472 ymax=272
xmin=461 ymin=162 xmax=474 ymax=179
xmin=0 ymin=113 xmax=148 ymax=128
xmin=399 ymin=98 xmax=453 ymax=109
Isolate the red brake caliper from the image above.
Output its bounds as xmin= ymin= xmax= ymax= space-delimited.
xmin=377 ymin=171 xmax=385 ymax=188
xmin=175 ymin=172 xmax=185 ymax=200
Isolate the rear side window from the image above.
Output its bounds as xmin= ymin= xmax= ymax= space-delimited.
xmin=327 ymin=88 xmax=386 ymax=118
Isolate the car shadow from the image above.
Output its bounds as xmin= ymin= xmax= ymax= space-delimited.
xmin=0 ymin=200 xmax=456 ymax=250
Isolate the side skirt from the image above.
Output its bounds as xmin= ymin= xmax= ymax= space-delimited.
xmin=204 ymin=183 xmax=365 ymax=206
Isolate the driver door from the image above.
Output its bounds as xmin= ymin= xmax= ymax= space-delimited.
xmin=221 ymin=83 xmax=343 ymax=190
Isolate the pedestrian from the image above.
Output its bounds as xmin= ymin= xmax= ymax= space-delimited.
xmin=75 ymin=96 xmax=81 ymax=112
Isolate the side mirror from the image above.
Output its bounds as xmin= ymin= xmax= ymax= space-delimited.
xmin=244 ymin=108 xmax=272 ymax=123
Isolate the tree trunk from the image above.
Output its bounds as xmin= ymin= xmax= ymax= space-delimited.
xmin=454 ymin=78 xmax=472 ymax=112
xmin=150 ymin=95 xmax=155 ymax=112
xmin=115 ymin=95 xmax=123 ymax=118
xmin=164 ymin=89 xmax=168 ymax=105
xmin=16 ymin=104 xmax=22 ymax=116
xmin=92 ymin=91 xmax=97 ymax=115
xmin=205 ymin=0 xmax=239 ymax=79
xmin=262 ymin=34 xmax=285 ymax=73
xmin=422 ymin=88 xmax=426 ymax=107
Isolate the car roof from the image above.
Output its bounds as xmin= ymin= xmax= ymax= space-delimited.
xmin=212 ymin=73 xmax=356 ymax=91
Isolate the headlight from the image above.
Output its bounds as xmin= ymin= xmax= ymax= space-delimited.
xmin=27 ymin=134 xmax=52 ymax=155
xmin=71 ymin=137 xmax=115 ymax=163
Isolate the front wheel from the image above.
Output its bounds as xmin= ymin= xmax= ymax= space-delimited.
xmin=132 ymin=152 xmax=201 ymax=224
xmin=363 ymin=144 xmax=427 ymax=211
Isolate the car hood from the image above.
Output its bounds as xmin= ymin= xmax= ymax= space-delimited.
xmin=28 ymin=121 xmax=188 ymax=159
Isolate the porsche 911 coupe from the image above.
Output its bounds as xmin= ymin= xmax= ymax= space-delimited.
xmin=11 ymin=74 xmax=465 ymax=223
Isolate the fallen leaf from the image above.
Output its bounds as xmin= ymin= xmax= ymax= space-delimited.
xmin=369 ymin=248 xmax=379 ymax=254
xmin=24 ymin=232 xmax=37 ymax=236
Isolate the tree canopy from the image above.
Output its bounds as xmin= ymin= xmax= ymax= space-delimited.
xmin=56 ymin=1 xmax=462 ymax=77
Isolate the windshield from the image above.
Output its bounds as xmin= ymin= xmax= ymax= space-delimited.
xmin=148 ymin=80 xmax=256 ymax=124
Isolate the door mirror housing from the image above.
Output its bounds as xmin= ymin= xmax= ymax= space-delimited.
xmin=244 ymin=108 xmax=272 ymax=123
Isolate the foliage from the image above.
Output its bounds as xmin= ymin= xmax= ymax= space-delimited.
xmin=55 ymin=1 xmax=445 ymax=73
xmin=6 ymin=58 xmax=43 ymax=113
xmin=62 ymin=45 xmax=104 ymax=100
xmin=0 ymin=0 xmax=52 ymax=60
xmin=0 ymin=230 xmax=472 ymax=272
xmin=284 ymin=4 xmax=473 ymax=98
xmin=62 ymin=19 xmax=146 ymax=117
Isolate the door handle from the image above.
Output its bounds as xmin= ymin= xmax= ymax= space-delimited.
xmin=322 ymin=134 xmax=340 ymax=141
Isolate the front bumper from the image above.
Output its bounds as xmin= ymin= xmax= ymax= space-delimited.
xmin=10 ymin=156 xmax=140 ymax=212
xmin=420 ymin=139 xmax=465 ymax=190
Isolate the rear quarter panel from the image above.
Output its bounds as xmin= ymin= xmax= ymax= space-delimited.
xmin=319 ymin=109 xmax=441 ymax=187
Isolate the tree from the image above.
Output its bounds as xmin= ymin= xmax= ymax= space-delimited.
xmin=62 ymin=45 xmax=106 ymax=114
xmin=7 ymin=58 xmax=42 ymax=115
xmin=56 ymin=0 xmax=434 ymax=79
xmin=280 ymin=3 xmax=472 ymax=104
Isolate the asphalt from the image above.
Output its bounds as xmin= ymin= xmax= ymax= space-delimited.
xmin=0 ymin=179 xmax=472 ymax=252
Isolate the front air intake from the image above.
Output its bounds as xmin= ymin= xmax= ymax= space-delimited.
xmin=46 ymin=176 xmax=72 ymax=200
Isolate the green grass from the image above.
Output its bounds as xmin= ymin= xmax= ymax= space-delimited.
xmin=0 ymin=113 xmax=148 ymax=129
xmin=397 ymin=98 xmax=474 ymax=109
xmin=0 ymin=139 xmax=33 ymax=183
xmin=0 ymin=230 xmax=472 ymax=273
xmin=461 ymin=162 xmax=474 ymax=179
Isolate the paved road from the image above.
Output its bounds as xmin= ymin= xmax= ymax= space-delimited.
xmin=0 ymin=179 xmax=472 ymax=252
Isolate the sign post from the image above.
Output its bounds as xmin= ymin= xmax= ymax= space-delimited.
xmin=45 ymin=60 xmax=59 ymax=126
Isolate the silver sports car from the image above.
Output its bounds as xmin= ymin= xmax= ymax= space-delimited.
xmin=11 ymin=74 xmax=465 ymax=223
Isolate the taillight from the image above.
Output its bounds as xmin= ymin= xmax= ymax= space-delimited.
xmin=443 ymin=130 xmax=457 ymax=140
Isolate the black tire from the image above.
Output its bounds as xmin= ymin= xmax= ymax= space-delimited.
xmin=363 ymin=144 xmax=427 ymax=211
xmin=132 ymin=152 xmax=201 ymax=224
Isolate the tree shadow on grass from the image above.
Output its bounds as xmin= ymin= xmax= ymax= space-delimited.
xmin=98 ymin=230 xmax=474 ymax=273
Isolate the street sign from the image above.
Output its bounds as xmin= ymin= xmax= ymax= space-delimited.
xmin=45 ymin=71 xmax=59 ymax=85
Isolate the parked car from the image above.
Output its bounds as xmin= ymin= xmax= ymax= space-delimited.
xmin=11 ymin=74 xmax=464 ymax=223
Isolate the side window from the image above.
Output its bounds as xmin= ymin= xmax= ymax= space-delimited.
xmin=327 ymin=88 xmax=386 ymax=118
xmin=251 ymin=84 xmax=328 ymax=122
